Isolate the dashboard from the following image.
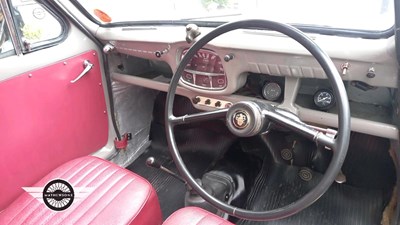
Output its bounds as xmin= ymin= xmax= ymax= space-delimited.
xmin=96 ymin=25 xmax=399 ymax=140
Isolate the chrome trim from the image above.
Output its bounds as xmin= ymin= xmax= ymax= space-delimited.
xmin=180 ymin=72 xmax=227 ymax=90
xmin=194 ymin=96 xmax=232 ymax=109
xmin=0 ymin=0 xmax=23 ymax=55
xmin=184 ymin=69 xmax=224 ymax=76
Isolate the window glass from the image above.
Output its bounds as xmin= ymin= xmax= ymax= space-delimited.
xmin=0 ymin=7 xmax=15 ymax=56
xmin=10 ymin=0 xmax=63 ymax=50
xmin=76 ymin=0 xmax=394 ymax=32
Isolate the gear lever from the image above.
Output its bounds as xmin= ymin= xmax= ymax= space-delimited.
xmin=146 ymin=157 xmax=187 ymax=184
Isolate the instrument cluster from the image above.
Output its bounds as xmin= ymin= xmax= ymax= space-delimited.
xmin=179 ymin=49 xmax=336 ymax=111
xmin=180 ymin=49 xmax=227 ymax=90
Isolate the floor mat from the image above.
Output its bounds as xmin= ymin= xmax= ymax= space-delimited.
xmin=237 ymin=162 xmax=385 ymax=225
xmin=126 ymin=148 xmax=186 ymax=220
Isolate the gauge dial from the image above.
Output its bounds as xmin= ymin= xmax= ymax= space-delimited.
xmin=180 ymin=49 xmax=227 ymax=90
xmin=313 ymin=89 xmax=335 ymax=110
xmin=182 ymin=49 xmax=224 ymax=74
xmin=262 ymin=82 xmax=282 ymax=101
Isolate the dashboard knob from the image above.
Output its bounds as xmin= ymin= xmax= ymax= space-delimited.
xmin=341 ymin=62 xmax=350 ymax=76
xmin=224 ymin=54 xmax=234 ymax=62
xmin=185 ymin=24 xmax=201 ymax=44
xmin=366 ymin=67 xmax=375 ymax=78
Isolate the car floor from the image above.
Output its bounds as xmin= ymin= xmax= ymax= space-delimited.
xmin=236 ymin=163 xmax=385 ymax=225
xmin=127 ymin=119 xmax=237 ymax=220
xmin=126 ymin=94 xmax=396 ymax=224
xmin=128 ymin=128 xmax=395 ymax=225
xmin=127 ymin=147 xmax=186 ymax=220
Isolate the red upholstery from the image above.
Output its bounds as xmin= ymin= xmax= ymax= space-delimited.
xmin=0 ymin=156 xmax=162 ymax=225
xmin=0 ymin=50 xmax=108 ymax=210
xmin=163 ymin=207 xmax=234 ymax=225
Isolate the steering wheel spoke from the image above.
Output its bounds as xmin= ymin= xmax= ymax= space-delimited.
xmin=264 ymin=108 xmax=336 ymax=149
xmin=169 ymin=108 xmax=228 ymax=126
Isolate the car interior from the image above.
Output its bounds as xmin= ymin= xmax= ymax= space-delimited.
xmin=0 ymin=0 xmax=399 ymax=224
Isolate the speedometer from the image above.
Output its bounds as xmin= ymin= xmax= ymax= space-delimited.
xmin=180 ymin=49 xmax=227 ymax=90
xmin=184 ymin=50 xmax=224 ymax=74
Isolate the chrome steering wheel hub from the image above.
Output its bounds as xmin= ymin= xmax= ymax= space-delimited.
xmin=226 ymin=101 xmax=267 ymax=137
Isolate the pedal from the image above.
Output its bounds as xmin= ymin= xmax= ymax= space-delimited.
xmin=298 ymin=167 xmax=313 ymax=181
xmin=335 ymin=170 xmax=346 ymax=184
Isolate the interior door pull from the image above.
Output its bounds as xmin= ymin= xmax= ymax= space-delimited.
xmin=70 ymin=60 xmax=93 ymax=83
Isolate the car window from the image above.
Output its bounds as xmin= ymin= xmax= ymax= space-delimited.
xmin=9 ymin=0 xmax=64 ymax=52
xmin=0 ymin=8 xmax=15 ymax=57
xmin=76 ymin=0 xmax=394 ymax=32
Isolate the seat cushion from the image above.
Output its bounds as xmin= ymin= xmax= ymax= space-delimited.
xmin=0 ymin=156 xmax=162 ymax=225
xmin=163 ymin=207 xmax=233 ymax=225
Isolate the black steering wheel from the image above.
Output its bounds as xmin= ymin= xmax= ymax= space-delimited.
xmin=165 ymin=20 xmax=351 ymax=221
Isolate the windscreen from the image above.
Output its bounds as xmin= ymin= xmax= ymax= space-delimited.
xmin=77 ymin=0 xmax=394 ymax=31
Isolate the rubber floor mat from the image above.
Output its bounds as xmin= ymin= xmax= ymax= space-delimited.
xmin=127 ymin=148 xmax=186 ymax=220
xmin=237 ymin=162 xmax=385 ymax=225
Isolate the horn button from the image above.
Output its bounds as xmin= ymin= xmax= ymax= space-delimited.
xmin=232 ymin=110 xmax=250 ymax=129
xmin=226 ymin=101 xmax=267 ymax=137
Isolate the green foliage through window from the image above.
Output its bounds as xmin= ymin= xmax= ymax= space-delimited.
xmin=201 ymin=0 xmax=229 ymax=10
xmin=21 ymin=24 xmax=42 ymax=41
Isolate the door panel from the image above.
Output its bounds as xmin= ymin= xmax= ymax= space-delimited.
xmin=0 ymin=50 xmax=109 ymax=209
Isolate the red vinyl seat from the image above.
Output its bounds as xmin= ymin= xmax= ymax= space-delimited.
xmin=163 ymin=207 xmax=234 ymax=225
xmin=0 ymin=156 xmax=162 ymax=225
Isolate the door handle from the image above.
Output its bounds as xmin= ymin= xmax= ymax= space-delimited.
xmin=70 ymin=60 xmax=94 ymax=83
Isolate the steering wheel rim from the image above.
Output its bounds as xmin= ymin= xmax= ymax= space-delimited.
xmin=165 ymin=19 xmax=350 ymax=221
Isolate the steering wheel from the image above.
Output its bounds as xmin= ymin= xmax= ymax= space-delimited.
xmin=165 ymin=20 xmax=350 ymax=221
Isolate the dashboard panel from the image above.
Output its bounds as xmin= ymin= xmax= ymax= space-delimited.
xmin=109 ymin=27 xmax=398 ymax=96
xmin=98 ymin=25 xmax=399 ymax=140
